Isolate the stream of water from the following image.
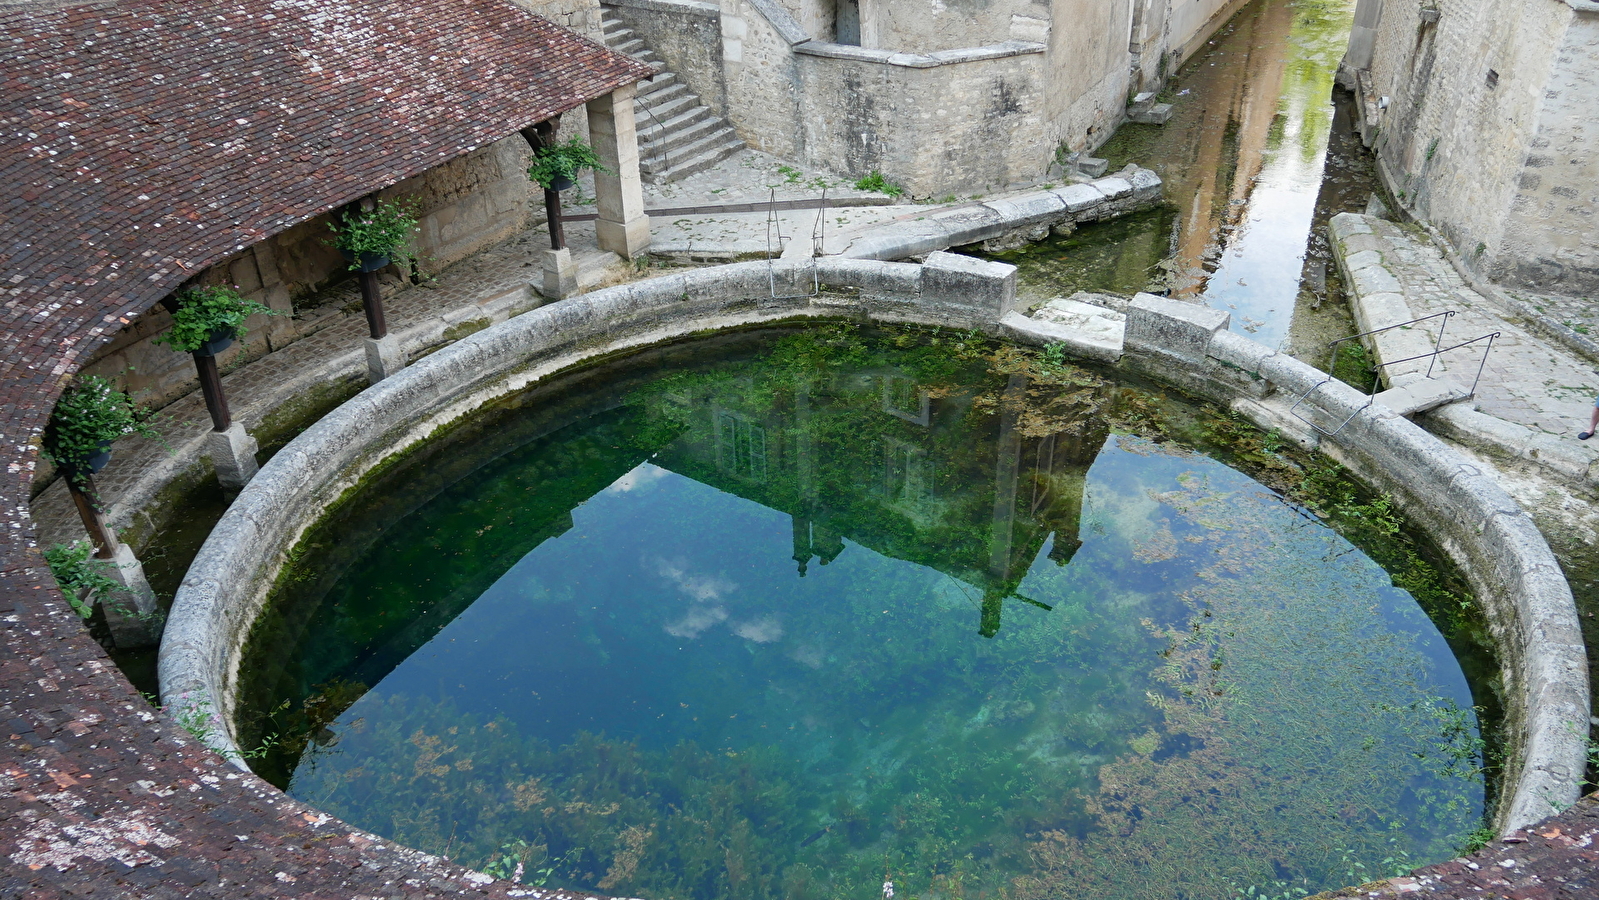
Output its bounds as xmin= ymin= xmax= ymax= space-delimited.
xmin=992 ymin=0 xmax=1378 ymax=364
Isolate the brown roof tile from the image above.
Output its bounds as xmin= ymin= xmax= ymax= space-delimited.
xmin=0 ymin=2 xmax=648 ymax=891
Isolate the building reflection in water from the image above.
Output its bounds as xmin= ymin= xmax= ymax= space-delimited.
xmin=650 ymin=365 xmax=1108 ymax=637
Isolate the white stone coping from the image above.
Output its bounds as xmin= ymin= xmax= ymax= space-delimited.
xmin=163 ymin=257 xmax=1588 ymax=841
xmin=838 ymin=168 xmax=1163 ymax=260
xmin=740 ymin=0 xmax=808 ymax=45
xmin=794 ymin=39 xmax=1046 ymax=67
xmin=603 ymin=0 xmax=720 ymax=18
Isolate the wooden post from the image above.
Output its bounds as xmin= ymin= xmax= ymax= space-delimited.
xmin=193 ymin=351 xmax=231 ymax=432
xmin=359 ymin=269 xmax=388 ymax=339
xmin=66 ymin=475 xmax=118 ymax=560
xmin=545 ymin=187 xmax=566 ymax=251
xmin=521 ymin=117 xmax=566 ymax=251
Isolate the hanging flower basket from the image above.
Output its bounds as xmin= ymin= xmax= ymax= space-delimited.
xmin=527 ymin=137 xmax=611 ymax=191
xmin=43 ymin=375 xmax=161 ymax=486
xmin=339 ymin=248 xmax=392 ymax=273
xmin=329 ymin=198 xmax=419 ymax=273
xmin=191 ymin=327 xmax=236 ymax=359
xmin=154 ymin=285 xmax=274 ymax=355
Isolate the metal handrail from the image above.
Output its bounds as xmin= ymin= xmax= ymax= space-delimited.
xmin=766 ymin=187 xmax=825 ymax=300
xmin=1288 ymin=310 xmax=1496 ymax=437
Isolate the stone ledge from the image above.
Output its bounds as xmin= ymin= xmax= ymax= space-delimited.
xmin=838 ymin=167 xmax=1163 ymax=261
xmin=793 ymin=39 xmax=1046 ymax=67
xmin=602 ymin=0 xmax=720 ymax=18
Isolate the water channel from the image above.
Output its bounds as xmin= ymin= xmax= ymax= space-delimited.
xmin=990 ymin=0 xmax=1376 ymax=366
xmin=237 ymin=326 xmax=1492 ymax=900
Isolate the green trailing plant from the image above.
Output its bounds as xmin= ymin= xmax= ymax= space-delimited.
xmin=42 ymin=374 xmax=161 ymax=480
xmin=43 ymin=540 xmax=126 ymax=619
xmin=154 ymin=285 xmax=275 ymax=354
xmin=853 ymin=170 xmax=906 ymax=198
xmin=527 ymin=138 xmax=611 ymax=190
xmin=329 ymin=198 xmax=421 ymax=271
xmin=168 ymin=693 xmax=280 ymax=762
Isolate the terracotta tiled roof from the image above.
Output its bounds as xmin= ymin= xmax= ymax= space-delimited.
xmin=0 ymin=2 xmax=646 ymax=892
xmin=0 ymin=0 xmax=650 ymax=536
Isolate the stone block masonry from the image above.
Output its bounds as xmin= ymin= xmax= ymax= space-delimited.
xmin=1348 ymin=0 xmax=1599 ymax=296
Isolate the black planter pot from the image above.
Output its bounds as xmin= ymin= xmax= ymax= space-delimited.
xmin=61 ymin=441 xmax=114 ymax=481
xmin=340 ymin=248 xmax=392 ymax=273
xmin=548 ymin=173 xmax=577 ymax=192
xmin=192 ymin=327 xmax=236 ymax=358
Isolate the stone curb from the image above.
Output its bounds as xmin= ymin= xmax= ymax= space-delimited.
xmin=1329 ymin=212 xmax=1599 ymax=490
xmin=837 ymin=167 xmax=1163 ymax=261
xmin=164 ymin=259 xmax=1588 ymax=846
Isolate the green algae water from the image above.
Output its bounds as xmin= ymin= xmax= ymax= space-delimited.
xmin=239 ymin=326 xmax=1490 ymax=900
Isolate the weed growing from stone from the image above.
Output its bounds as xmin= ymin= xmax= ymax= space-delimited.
xmin=43 ymin=541 xmax=126 ymax=619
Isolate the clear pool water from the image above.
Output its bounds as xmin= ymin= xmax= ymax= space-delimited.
xmin=239 ymin=326 xmax=1489 ymax=900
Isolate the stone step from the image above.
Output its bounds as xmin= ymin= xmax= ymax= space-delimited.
xmin=1230 ymin=395 xmax=1323 ymax=450
xmin=613 ymin=36 xmax=648 ymax=56
xmin=637 ymin=71 xmax=677 ymax=99
xmin=636 ymin=90 xmax=697 ymax=123
xmin=636 ymin=82 xmax=690 ymax=111
xmin=597 ymin=5 xmax=744 ymax=183
xmin=637 ymin=103 xmax=714 ymax=144
xmin=1373 ymin=376 xmax=1471 ymax=416
xmin=639 ymin=110 xmax=723 ymax=157
xmin=640 ymin=133 xmax=744 ymax=183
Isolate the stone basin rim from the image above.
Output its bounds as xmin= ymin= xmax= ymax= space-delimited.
xmin=159 ymin=252 xmax=1589 ymax=847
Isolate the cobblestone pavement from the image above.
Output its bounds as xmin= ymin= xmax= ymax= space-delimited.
xmin=1359 ymin=217 xmax=1599 ymax=438
xmin=1312 ymin=791 xmax=1599 ymax=899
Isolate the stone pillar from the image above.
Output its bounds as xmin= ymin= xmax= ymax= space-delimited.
xmin=102 ymin=543 xmax=160 ymax=648
xmin=541 ymin=248 xmax=579 ymax=300
xmin=207 ymin=422 xmax=259 ymax=493
xmin=365 ymin=334 xmax=407 ymax=383
xmin=587 ymin=85 xmax=651 ymax=259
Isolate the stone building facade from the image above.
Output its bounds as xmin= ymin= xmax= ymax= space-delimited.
xmin=1343 ymin=0 xmax=1599 ymax=295
xmin=605 ymin=0 xmax=1252 ymax=196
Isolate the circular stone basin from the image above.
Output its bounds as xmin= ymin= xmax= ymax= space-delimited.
xmin=237 ymin=325 xmax=1491 ymax=900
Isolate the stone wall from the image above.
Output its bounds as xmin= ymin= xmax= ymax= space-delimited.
xmin=656 ymin=0 xmax=1256 ymax=195
xmin=510 ymin=0 xmax=606 ymax=37
xmin=722 ymin=0 xmax=807 ymax=160
xmin=862 ymin=0 xmax=1042 ymax=52
xmin=77 ymin=136 xmax=534 ymax=412
xmin=1351 ymin=0 xmax=1599 ymax=296
xmin=1044 ymin=0 xmax=1136 ymax=156
xmin=792 ymin=43 xmax=1049 ymax=196
xmin=608 ymin=0 xmax=729 ymax=117
xmin=1496 ymin=12 xmax=1599 ymax=292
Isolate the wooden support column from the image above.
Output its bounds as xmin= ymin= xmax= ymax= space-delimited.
xmin=66 ymin=475 xmax=118 ymax=560
xmin=193 ymin=351 xmax=231 ymax=432
xmin=161 ymin=295 xmax=258 ymax=490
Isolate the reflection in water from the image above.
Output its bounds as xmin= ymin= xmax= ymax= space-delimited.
xmin=997 ymin=0 xmax=1365 ymax=351
xmin=239 ymin=328 xmax=1484 ymax=900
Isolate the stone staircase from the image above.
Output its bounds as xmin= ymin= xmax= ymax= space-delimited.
xmin=600 ymin=6 xmax=744 ymax=184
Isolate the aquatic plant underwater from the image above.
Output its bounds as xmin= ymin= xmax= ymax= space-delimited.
xmin=239 ymin=325 xmax=1492 ymax=900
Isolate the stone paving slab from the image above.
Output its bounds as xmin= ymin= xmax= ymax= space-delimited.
xmin=1330 ymin=213 xmax=1599 ymax=462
